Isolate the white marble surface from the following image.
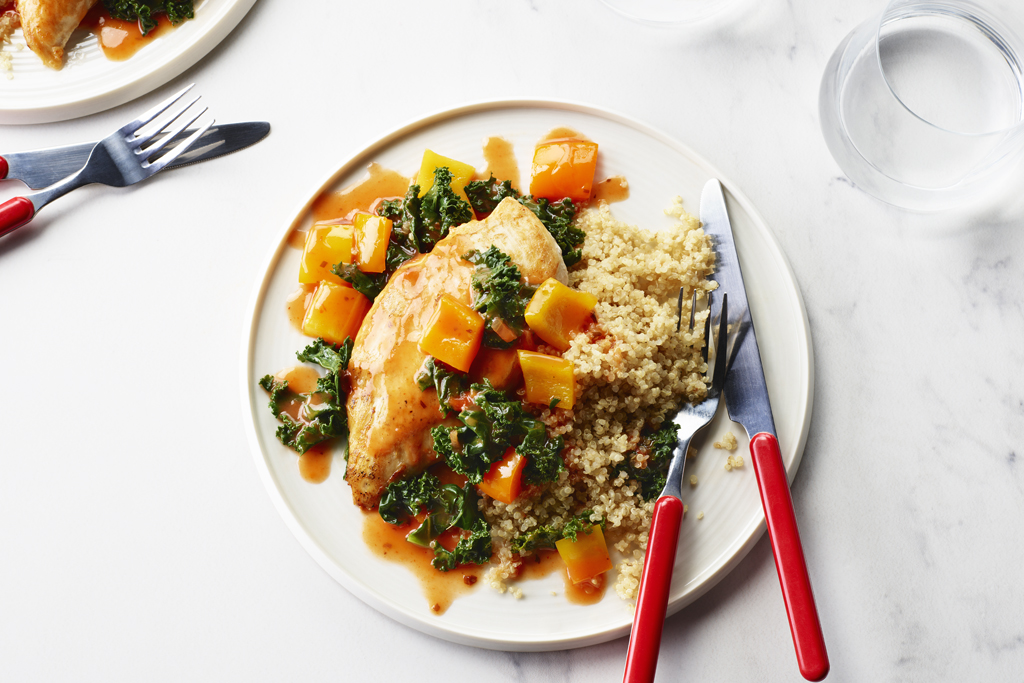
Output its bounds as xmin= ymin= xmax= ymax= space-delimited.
xmin=2 ymin=1 xmax=1023 ymax=681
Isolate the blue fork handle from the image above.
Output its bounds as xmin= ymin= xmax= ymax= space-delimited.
xmin=0 ymin=197 xmax=35 ymax=238
xmin=623 ymin=495 xmax=683 ymax=683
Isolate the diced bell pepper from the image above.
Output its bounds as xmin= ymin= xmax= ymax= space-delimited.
xmin=301 ymin=281 xmax=372 ymax=345
xmin=476 ymin=447 xmax=525 ymax=504
xmin=524 ymin=278 xmax=597 ymax=351
xmin=518 ymin=350 xmax=575 ymax=409
xmin=555 ymin=525 xmax=613 ymax=584
xmin=416 ymin=149 xmax=476 ymax=204
xmin=353 ymin=213 xmax=392 ymax=274
xmin=419 ymin=294 xmax=485 ymax=373
xmin=299 ymin=223 xmax=354 ymax=285
xmin=469 ymin=346 xmax=522 ymax=390
xmin=529 ymin=138 xmax=599 ymax=202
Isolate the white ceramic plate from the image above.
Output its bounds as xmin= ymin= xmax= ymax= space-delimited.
xmin=0 ymin=0 xmax=256 ymax=124
xmin=241 ymin=101 xmax=814 ymax=651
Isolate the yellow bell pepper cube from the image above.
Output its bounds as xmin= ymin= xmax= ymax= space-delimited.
xmin=524 ymin=278 xmax=598 ymax=351
xmin=299 ymin=223 xmax=354 ymax=285
xmin=555 ymin=525 xmax=613 ymax=584
xmin=518 ymin=350 xmax=575 ymax=409
xmin=353 ymin=214 xmax=392 ymax=274
xmin=301 ymin=281 xmax=371 ymax=345
xmin=415 ymin=149 xmax=476 ymax=204
xmin=529 ymin=138 xmax=599 ymax=202
xmin=419 ymin=294 xmax=485 ymax=373
xmin=476 ymin=448 xmax=526 ymax=504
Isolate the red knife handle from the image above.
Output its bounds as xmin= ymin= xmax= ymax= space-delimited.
xmin=0 ymin=197 xmax=36 ymax=238
xmin=622 ymin=495 xmax=683 ymax=683
xmin=0 ymin=156 xmax=8 ymax=180
xmin=750 ymin=432 xmax=829 ymax=681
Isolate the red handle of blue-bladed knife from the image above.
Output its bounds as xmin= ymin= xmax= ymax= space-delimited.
xmin=622 ymin=495 xmax=683 ymax=683
xmin=0 ymin=197 xmax=36 ymax=238
xmin=750 ymin=432 xmax=829 ymax=681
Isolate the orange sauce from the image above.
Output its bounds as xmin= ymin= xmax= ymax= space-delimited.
xmin=517 ymin=550 xmax=608 ymax=605
xmin=287 ymin=229 xmax=308 ymax=250
xmin=311 ymin=163 xmax=411 ymax=224
xmin=478 ymin=136 xmax=521 ymax=190
xmin=80 ymin=5 xmax=175 ymax=61
xmin=362 ymin=511 xmax=483 ymax=614
xmin=539 ymin=127 xmax=590 ymax=142
xmin=274 ymin=365 xmax=320 ymax=394
xmin=286 ymin=284 xmax=317 ymax=330
xmin=593 ymin=176 xmax=630 ymax=204
xmin=298 ymin=443 xmax=332 ymax=483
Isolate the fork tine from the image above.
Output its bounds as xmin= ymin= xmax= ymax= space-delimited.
xmin=119 ymin=83 xmax=195 ymax=138
xmin=144 ymin=118 xmax=216 ymax=174
xmin=132 ymin=94 xmax=201 ymax=147
xmin=139 ymin=102 xmax=207 ymax=161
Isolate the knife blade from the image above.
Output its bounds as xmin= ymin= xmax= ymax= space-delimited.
xmin=0 ymin=121 xmax=271 ymax=190
xmin=700 ymin=178 xmax=829 ymax=682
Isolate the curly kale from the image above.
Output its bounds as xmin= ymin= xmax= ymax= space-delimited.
xmin=420 ymin=167 xmax=473 ymax=246
xmin=378 ymin=471 xmax=491 ymax=571
xmin=377 ymin=184 xmax=422 ymax=271
xmin=463 ymin=175 xmax=585 ymax=267
xmin=103 ymin=0 xmax=194 ymax=35
xmin=510 ymin=511 xmax=600 ymax=554
xmin=462 ymin=246 xmax=534 ymax=347
xmin=258 ymin=338 xmax=353 ymax=455
xmin=331 ymin=262 xmax=388 ymax=301
xmin=414 ymin=356 xmax=468 ymax=414
xmin=615 ymin=420 xmax=681 ymax=500
xmin=431 ymin=382 xmax=564 ymax=486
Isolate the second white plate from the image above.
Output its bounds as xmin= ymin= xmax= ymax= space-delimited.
xmin=241 ymin=101 xmax=814 ymax=651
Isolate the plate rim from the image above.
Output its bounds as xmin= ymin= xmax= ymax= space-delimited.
xmin=239 ymin=97 xmax=815 ymax=651
xmin=0 ymin=0 xmax=259 ymax=125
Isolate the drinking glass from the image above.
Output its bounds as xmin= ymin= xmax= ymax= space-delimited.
xmin=819 ymin=0 xmax=1024 ymax=210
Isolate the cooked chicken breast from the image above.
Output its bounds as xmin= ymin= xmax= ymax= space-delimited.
xmin=17 ymin=0 xmax=97 ymax=69
xmin=345 ymin=197 xmax=568 ymax=509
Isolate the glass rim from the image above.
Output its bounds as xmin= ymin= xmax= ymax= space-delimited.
xmin=875 ymin=0 xmax=1024 ymax=138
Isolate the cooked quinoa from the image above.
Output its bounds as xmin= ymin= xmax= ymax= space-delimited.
xmin=714 ymin=430 xmax=738 ymax=451
xmin=483 ymin=198 xmax=716 ymax=602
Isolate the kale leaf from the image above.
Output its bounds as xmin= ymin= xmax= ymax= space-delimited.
xmin=378 ymin=471 xmax=491 ymax=571
xmin=414 ymin=356 xmax=468 ymax=414
xmin=331 ymin=262 xmax=388 ymax=300
xmin=615 ymin=421 xmax=681 ymax=500
xmin=462 ymin=246 xmax=534 ymax=346
xmin=258 ymin=337 xmax=353 ymax=455
xmin=510 ymin=511 xmax=599 ymax=554
xmin=419 ymin=167 xmax=473 ymax=250
xmin=103 ymin=0 xmax=194 ymax=35
xmin=431 ymin=382 xmax=565 ymax=486
xmin=463 ymin=175 xmax=585 ymax=267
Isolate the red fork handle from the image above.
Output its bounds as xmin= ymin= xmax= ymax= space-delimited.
xmin=622 ymin=495 xmax=683 ymax=683
xmin=0 ymin=197 xmax=36 ymax=238
xmin=750 ymin=432 xmax=829 ymax=681
xmin=0 ymin=155 xmax=9 ymax=180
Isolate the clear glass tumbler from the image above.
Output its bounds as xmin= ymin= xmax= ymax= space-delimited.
xmin=819 ymin=0 xmax=1024 ymax=210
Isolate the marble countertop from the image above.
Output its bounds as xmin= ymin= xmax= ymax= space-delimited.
xmin=2 ymin=1 xmax=1023 ymax=681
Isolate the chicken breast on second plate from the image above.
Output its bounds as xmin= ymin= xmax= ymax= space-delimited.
xmin=16 ymin=0 xmax=97 ymax=69
xmin=345 ymin=197 xmax=568 ymax=510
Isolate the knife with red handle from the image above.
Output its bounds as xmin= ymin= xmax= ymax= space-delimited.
xmin=700 ymin=179 xmax=829 ymax=681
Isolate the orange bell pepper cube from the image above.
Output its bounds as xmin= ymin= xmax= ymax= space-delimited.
xmin=524 ymin=278 xmax=598 ymax=351
xmin=353 ymin=213 xmax=392 ymax=274
xmin=529 ymin=138 xmax=599 ymax=202
xmin=418 ymin=294 xmax=485 ymax=373
xmin=469 ymin=346 xmax=522 ymax=390
xmin=299 ymin=222 xmax=354 ymax=286
xmin=301 ymin=281 xmax=372 ymax=345
xmin=555 ymin=525 xmax=613 ymax=584
xmin=476 ymin=447 xmax=526 ymax=504
xmin=518 ymin=350 xmax=575 ymax=409
xmin=415 ymin=149 xmax=476 ymax=204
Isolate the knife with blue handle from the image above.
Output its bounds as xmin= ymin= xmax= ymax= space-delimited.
xmin=1 ymin=121 xmax=270 ymax=190
xmin=700 ymin=179 xmax=829 ymax=682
